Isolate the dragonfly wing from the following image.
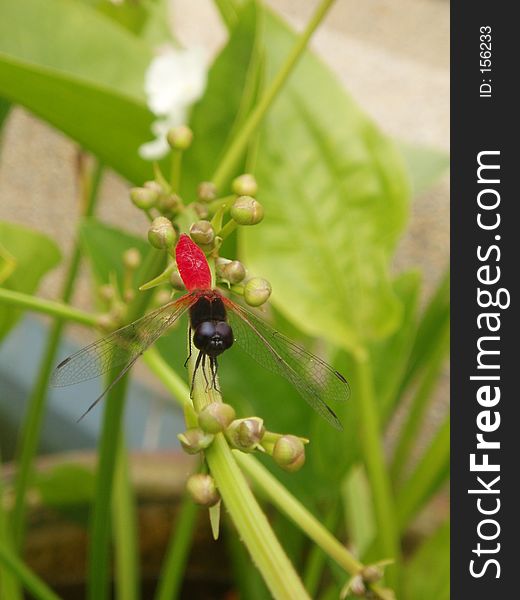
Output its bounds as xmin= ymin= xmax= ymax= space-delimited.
xmin=224 ymin=299 xmax=350 ymax=429
xmin=51 ymin=295 xmax=195 ymax=388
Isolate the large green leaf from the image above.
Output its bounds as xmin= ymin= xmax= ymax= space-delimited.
xmin=398 ymin=142 xmax=449 ymax=196
xmin=242 ymin=13 xmax=410 ymax=354
xmin=0 ymin=221 xmax=61 ymax=339
xmin=0 ymin=0 xmax=155 ymax=183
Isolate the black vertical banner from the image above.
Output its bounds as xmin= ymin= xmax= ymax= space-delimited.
xmin=451 ymin=3 xmax=518 ymax=598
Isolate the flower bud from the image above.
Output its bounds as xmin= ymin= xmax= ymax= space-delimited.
xmin=226 ymin=417 xmax=265 ymax=452
xmin=96 ymin=313 xmax=118 ymax=332
xmin=99 ymin=284 xmax=115 ymax=303
xmin=232 ymin=174 xmax=258 ymax=197
xmin=360 ymin=565 xmax=383 ymax=584
xmin=123 ymin=289 xmax=135 ymax=303
xmin=158 ymin=193 xmax=182 ymax=215
xmin=148 ymin=216 xmax=177 ymax=250
xmin=193 ymin=202 xmax=210 ymax=219
xmin=170 ymin=268 xmax=186 ymax=291
xmin=154 ymin=289 xmax=172 ymax=307
xmin=144 ymin=180 xmax=163 ymax=195
xmin=244 ymin=277 xmax=271 ymax=307
xmin=177 ymin=428 xmax=214 ymax=455
xmin=197 ymin=181 xmax=218 ymax=203
xmin=349 ymin=575 xmax=366 ymax=596
xmin=198 ymin=402 xmax=236 ymax=434
xmin=272 ymin=435 xmax=306 ymax=472
xmin=130 ymin=186 xmax=158 ymax=209
xmin=216 ymin=258 xmax=246 ymax=285
xmin=167 ymin=125 xmax=193 ymax=150
xmin=189 ymin=220 xmax=215 ymax=246
xmin=186 ymin=473 xmax=220 ymax=507
xmin=230 ymin=196 xmax=264 ymax=225
xmin=123 ymin=247 xmax=141 ymax=270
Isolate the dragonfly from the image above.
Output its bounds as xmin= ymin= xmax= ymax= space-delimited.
xmin=52 ymin=234 xmax=350 ymax=428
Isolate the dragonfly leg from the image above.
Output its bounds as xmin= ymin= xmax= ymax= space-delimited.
xmin=210 ymin=356 xmax=221 ymax=393
xmin=190 ymin=350 xmax=204 ymax=398
xmin=184 ymin=326 xmax=193 ymax=368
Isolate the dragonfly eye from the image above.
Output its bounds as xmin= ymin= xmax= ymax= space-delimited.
xmin=193 ymin=321 xmax=234 ymax=357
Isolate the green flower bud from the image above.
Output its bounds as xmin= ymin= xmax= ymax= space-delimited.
xmin=177 ymin=428 xmax=214 ymax=455
xmin=130 ymin=187 xmax=158 ymax=210
xmin=123 ymin=247 xmax=141 ymax=270
xmin=123 ymin=289 xmax=135 ymax=303
xmin=230 ymin=196 xmax=264 ymax=225
xmin=154 ymin=289 xmax=172 ymax=307
xmin=148 ymin=217 xmax=177 ymax=250
xmin=96 ymin=313 xmax=118 ymax=332
xmin=166 ymin=125 xmax=193 ymax=150
xmin=158 ymin=193 xmax=182 ymax=215
xmin=272 ymin=435 xmax=306 ymax=472
xmin=216 ymin=258 xmax=246 ymax=285
xmin=170 ymin=268 xmax=186 ymax=291
xmin=232 ymin=174 xmax=258 ymax=197
xmin=244 ymin=277 xmax=272 ymax=307
xmin=226 ymin=417 xmax=265 ymax=452
xmin=186 ymin=473 xmax=220 ymax=507
xmin=198 ymin=402 xmax=236 ymax=434
xmin=189 ymin=220 xmax=215 ymax=246
xmin=197 ymin=181 xmax=218 ymax=203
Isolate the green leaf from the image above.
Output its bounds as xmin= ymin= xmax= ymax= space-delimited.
xmin=242 ymin=12 xmax=410 ymax=354
xmin=397 ymin=141 xmax=449 ymax=196
xmin=0 ymin=221 xmax=61 ymax=339
xmin=0 ymin=0 xmax=155 ymax=183
xmin=181 ymin=1 xmax=259 ymax=196
xmin=403 ymin=521 xmax=450 ymax=600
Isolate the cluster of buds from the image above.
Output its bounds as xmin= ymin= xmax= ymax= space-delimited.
xmin=96 ymin=247 xmax=143 ymax=331
xmin=177 ymin=402 xmax=308 ymax=473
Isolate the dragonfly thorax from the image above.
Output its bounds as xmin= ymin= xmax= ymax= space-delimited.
xmin=193 ymin=321 xmax=234 ymax=357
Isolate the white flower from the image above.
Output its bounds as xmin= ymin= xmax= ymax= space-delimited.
xmin=139 ymin=46 xmax=207 ymax=161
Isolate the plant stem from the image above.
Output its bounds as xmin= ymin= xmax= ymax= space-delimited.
xmin=155 ymin=494 xmax=198 ymax=600
xmin=88 ymin=250 xmax=164 ymax=600
xmin=0 ymin=287 xmax=97 ymax=327
xmin=211 ymin=0 xmax=337 ymax=189
xmin=11 ymin=160 xmax=103 ymax=547
xmin=354 ymin=351 xmax=400 ymax=591
xmin=395 ymin=415 xmax=450 ymax=529
xmin=112 ymin=436 xmax=140 ymax=600
xmin=189 ymin=356 xmax=310 ymax=600
xmin=234 ymin=453 xmax=394 ymax=600
xmin=0 ymin=452 xmax=22 ymax=600
xmin=0 ymin=543 xmax=60 ymax=600
xmin=171 ymin=149 xmax=182 ymax=192
xmin=213 ymin=0 xmax=239 ymax=30
xmin=142 ymin=347 xmax=191 ymax=409
xmin=391 ymin=325 xmax=449 ymax=483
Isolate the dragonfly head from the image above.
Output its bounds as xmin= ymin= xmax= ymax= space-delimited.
xmin=193 ymin=321 xmax=234 ymax=357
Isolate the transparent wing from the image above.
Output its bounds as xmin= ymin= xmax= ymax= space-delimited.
xmin=52 ymin=295 xmax=195 ymax=388
xmin=224 ymin=299 xmax=350 ymax=429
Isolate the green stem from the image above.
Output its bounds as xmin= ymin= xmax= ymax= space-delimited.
xmin=0 ymin=453 xmax=22 ymax=600
xmin=155 ymin=494 xmax=198 ymax=600
xmin=88 ymin=250 xmax=164 ymax=600
xmin=396 ymin=415 xmax=450 ymax=529
xmin=391 ymin=326 xmax=449 ymax=483
xmin=189 ymin=356 xmax=310 ymax=600
xmin=88 ymin=374 xmax=130 ymax=600
xmin=11 ymin=160 xmax=103 ymax=547
xmin=217 ymin=219 xmax=237 ymax=240
xmin=235 ymin=453 xmax=394 ymax=600
xmin=0 ymin=543 xmax=60 ymax=600
xmin=211 ymin=0 xmax=337 ymax=188
xmin=112 ymin=436 xmax=140 ymax=600
xmin=170 ymin=149 xmax=182 ymax=192
xmin=0 ymin=287 xmax=97 ymax=327
xmin=302 ymin=504 xmax=340 ymax=596
xmin=354 ymin=352 xmax=400 ymax=591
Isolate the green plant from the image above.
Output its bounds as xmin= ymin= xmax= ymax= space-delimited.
xmin=0 ymin=1 xmax=449 ymax=598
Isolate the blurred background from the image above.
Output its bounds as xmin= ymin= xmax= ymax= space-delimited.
xmin=0 ymin=0 xmax=449 ymax=598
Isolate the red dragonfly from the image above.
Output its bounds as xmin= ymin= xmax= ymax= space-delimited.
xmin=52 ymin=235 xmax=350 ymax=428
